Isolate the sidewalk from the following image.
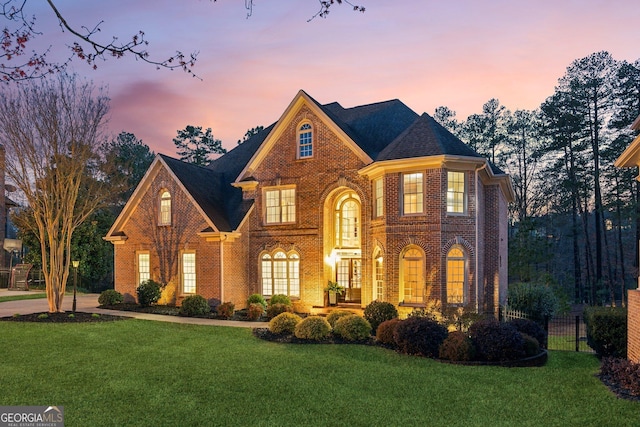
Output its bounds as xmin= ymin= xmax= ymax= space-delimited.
xmin=0 ymin=289 xmax=268 ymax=328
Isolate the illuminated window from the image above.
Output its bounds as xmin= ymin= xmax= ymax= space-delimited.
xmin=447 ymin=246 xmax=466 ymax=304
xmin=447 ymin=171 xmax=466 ymax=214
xmin=374 ymin=248 xmax=384 ymax=301
xmin=137 ymin=252 xmax=150 ymax=285
xmin=159 ymin=191 xmax=171 ymax=225
xmin=401 ymin=246 xmax=424 ymax=304
xmin=374 ymin=178 xmax=384 ymax=218
xmin=182 ymin=252 xmax=196 ymax=294
xmin=334 ymin=193 xmax=360 ymax=248
xmin=403 ymin=173 xmax=423 ymax=214
xmin=261 ymin=250 xmax=300 ymax=297
xmin=265 ymin=187 xmax=296 ymax=224
xmin=298 ymin=123 xmax=313 ymax=158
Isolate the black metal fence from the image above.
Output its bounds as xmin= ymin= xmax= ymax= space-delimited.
xmin=501 ymin=306 xmax=595 ymax=353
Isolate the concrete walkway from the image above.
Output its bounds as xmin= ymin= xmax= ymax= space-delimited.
xmin=0 ymin=289 xmax=268 ymax=328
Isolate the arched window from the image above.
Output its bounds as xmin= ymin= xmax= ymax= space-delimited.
xmin=261 ymin=250 xmax=300 ymax=298
xmin=159 ymin=190 xmax=171 ymax=225
xmin=401 ymin=246 xmax=424 ymax=304
xmin=447 ymin=246 xmax=466 ymax=304
xmin=334 ymin=192 xmax=360 ymax=248
xmin=298 ymin=123 xmax=313 ymax=158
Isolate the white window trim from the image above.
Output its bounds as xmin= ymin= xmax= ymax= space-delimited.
xmin=181 ymin=251 xmax=197 ymax=295
xmin=159 ymin=190 xmax=172 ymax=226
xmin=297 ymin=122 xmax=313 ymax=159
xmin=402 ymin=172 xmax=424 ymax=216
xmin=137 ymin=251 xmax=150 ymax=285
xmin=447 ymin=171 xmax=467 ymax=215
xmin=263 ymin=185 xmax=296 ymax=225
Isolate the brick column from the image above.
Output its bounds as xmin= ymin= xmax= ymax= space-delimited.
xmin=629 ymin=290 xmax=640 ymax=363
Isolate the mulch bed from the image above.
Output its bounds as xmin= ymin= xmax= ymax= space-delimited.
xmin=597 ymin=373 xmax=640 ymax=402
xmin=0 ymin=312 xmax=126 ymax=323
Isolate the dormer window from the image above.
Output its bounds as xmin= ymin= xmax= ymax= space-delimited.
xmin=159 ymin=190 xmax=172 ymax=225
xmin=298 ymin=123 xmax=313 ymax=158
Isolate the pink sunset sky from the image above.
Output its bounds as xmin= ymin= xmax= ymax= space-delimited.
xmin=19 ymin=0 xmax=640 ymax=155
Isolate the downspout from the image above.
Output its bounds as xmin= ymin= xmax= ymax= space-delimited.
xmin=474 ymin=163 xmax=487 ymax=313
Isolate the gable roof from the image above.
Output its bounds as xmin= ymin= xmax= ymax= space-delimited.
xmin=160 ymin=154 xmax=251 ymax=232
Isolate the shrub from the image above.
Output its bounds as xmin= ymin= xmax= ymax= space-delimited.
xmin=363 ymin=301 xmax=398 ymax=334
xmin=509 ymin=318 xmax=547 ymax=349
xmin=247 ymin=303 xmax=265 ymax=321
xmin=68 ymin=313 xmax=75 ymax=319
xmin=269 ymin=312 xmax=302 ymax=335
xmin=442 ymin=304 xmax=483 ymax=332
xmin=600 ymin=357 xmax=640 ymax=397
xmin=92 ymin=313 xmax=100 ymax=318
xmin=393 ymin=316 xmax=448 ymax=358
xmin=584 ymin=306 xmax=627 ymax=358
xmin=37 ymin=313 xmax=48 ymax=319
xmin=136 ymin=280 xmax=162 ymax=307
xmin=469 ymin=319 xmax=526 ymax=362
xmin=521 ymin=333 xmax=541 ymax=357
xmin=217 ymin=301 xmax=235 ymax=319
xmin=247 ymin=294 xmax=267 ymax=310
xmin=266 ymin=303 xmax=293 ymax=319
xmin=438 ymin=331 xmax=476 ymax=361
xmin=327 ymin=309 xmax=355 ymax=328
xmin=294 ymin=316 xmax=332 ymax=340
xmin=375 ymin=318 xmax=401 ymax=347
xmin=507 ymin=282 xmax=558 ymax=322
xmin=98 ymin=289 xmax=124 ymax=306
xmin=179 ymin=295 xmax=211 ymax=317
xmin=269 ymin=294 xmax=291 ymax=307
xmin=333 ymin=315 xmax=372 ymax=341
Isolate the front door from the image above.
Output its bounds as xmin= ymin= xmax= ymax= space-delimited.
xmin=336 ymin=258 xmax=361 ymax=303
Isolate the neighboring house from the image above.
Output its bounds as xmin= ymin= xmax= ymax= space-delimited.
xmin=105 ymin=90 xmax=514 ymax=316
xmin=613 ymin=113 xmax=640 ymax=363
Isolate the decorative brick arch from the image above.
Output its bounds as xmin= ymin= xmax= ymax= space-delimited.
xmin=442 ymin=236 xmax=475 ymax=258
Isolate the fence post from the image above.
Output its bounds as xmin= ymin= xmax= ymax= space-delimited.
xmin=575 ymin=316 xmax=580 ymax=352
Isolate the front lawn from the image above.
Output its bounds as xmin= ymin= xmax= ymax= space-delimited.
xmin=0 ymin=292 xmax=46 ymax=303
xmin=0 ymin=319 xmax=637 ymax=426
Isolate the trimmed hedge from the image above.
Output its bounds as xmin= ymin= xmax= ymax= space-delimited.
xmin=247 ymin=303 xmax=265 ymax=321
xmin=584 ymin=306 xmax=627 ymax=358
xmin=439 ymin=331 xmax=476 ymax=361
xmin=98 ymin=289 xmax=123 ymax=306
xmin=269 ymin=312 xmax=302 ymax=335
xmin=375 ymin=318 xmax=401 ymax=347
xmin=393 ymin=316 xmax=448 ymax=358
xmin=469 ymin=319 xmax=526 ymax=362
xmin=136 ymin=280 xmax=162 ymax=307
xmin=333 ymin=315 xmax=372 ymax=341
xmin=363 ymin=301 xmax=398 ymax=334
xmin=266 ymin=303 xmax=293 ymax=319
xmin=509 ymin=318 xmax=547 ymax=349
xmin=294 ymin=316 xmax=332 ymax=341
xmin=327 ymin=310 xmax=355 ymax=328
xmin=247 ymin=294 xmax=267 ymax=310
xmin=179 ymin=295 xmax=211 ymax=317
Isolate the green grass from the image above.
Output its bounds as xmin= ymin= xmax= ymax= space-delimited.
xmin=0 ymin=292 xmax=46 ymax=303
xmin=0 ymin=320 xmax=637 ymax=426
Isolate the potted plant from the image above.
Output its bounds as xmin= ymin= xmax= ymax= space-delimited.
xmin=325 ymin=280 xmax=345 ymax=306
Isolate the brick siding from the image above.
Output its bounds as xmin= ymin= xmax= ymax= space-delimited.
xmin=629 ymin=289 xmax=640 ymax=363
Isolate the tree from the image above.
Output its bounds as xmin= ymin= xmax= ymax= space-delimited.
xmin=237 ymin=126 xmax=264 ymax=144
xmin=0 ymin=1 xmax=365 ymax=82
xmin=173 ymin=125 xmax=226 ymax=166
xmin=433 ymin=106 xmax=460 ymax=135
xmin=101 ymin=131 xmax=155 ymax=207
xmin=0 ymin=73 xmax=110 ymax=312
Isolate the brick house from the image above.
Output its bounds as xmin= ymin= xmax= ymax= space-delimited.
xmin=613 ymin=113 xmax=640 ymax=362
xmin=105 ymin=90 xmax=514 ymax=315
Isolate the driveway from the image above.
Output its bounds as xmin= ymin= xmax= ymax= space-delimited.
xmin=0 ymin=290 xmax=268 ymax=328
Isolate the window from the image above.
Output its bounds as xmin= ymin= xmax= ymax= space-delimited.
xmin=403 ymin=173 xmax=423 ymax=214
xmin=334 ymin=193 xmax=360 ymax=248
xmin=159 ymin=190 xmax=172 ymax=225
xmin=182 ymin=252 xmax=196 ymax=294
xmin=261 ymin=250 xmax=300 ymax=297
xmin=265 ymin=187 xmax=296 ymax=224
xmin=137 ymin=252 xmax=150 ymax=285
xmin=374 ymin=178 xmax=384 ymax=218
xmin=401 ymin=246 xmax=424 ymax=304
xmin=447 ymin=171 xmax=466 ymax=214
xmin=298 ymin=123 xmax=313 ymax=158
xmin=447 ymin=247 xmax=466 ymax=304
xmin=374 ymin=249 xmax=384 ymax=301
